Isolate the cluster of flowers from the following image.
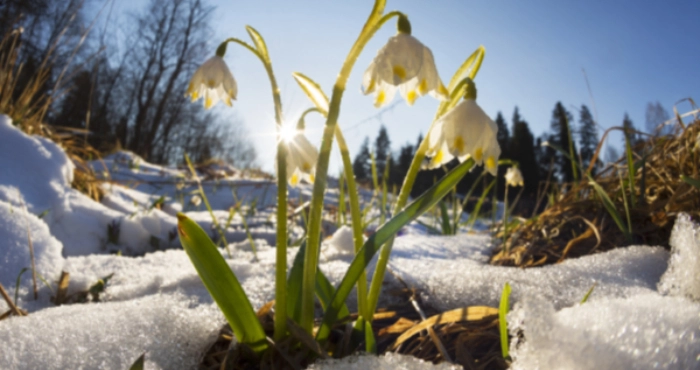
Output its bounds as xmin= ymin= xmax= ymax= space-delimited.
xmin=186 ymin=21 xmax=503 ymax=183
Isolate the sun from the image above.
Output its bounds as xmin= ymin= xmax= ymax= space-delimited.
xmin=279 ymin=122 xmax=298 ymax=143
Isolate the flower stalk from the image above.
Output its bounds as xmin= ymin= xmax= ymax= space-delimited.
xmin=217 ymin=33 xmax=289 ymax=341
xmin=299 ymin=2 xmax=405 ymax=334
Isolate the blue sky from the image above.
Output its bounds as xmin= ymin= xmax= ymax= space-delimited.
xmin=113 ymin=1 xmax=700 ymax=172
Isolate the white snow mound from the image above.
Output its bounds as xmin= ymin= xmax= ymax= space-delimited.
xmin=658 ymin=212 xmax=700 ymax=300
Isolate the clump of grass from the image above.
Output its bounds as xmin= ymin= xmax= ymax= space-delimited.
xmin=492 ymin=118 xmax=700 ymax=267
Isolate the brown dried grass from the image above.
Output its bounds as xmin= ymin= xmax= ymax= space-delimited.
xmin=491 ymin=119 xmax=700 ymax=267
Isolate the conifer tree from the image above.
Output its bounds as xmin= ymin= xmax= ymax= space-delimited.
xmin=510 ymin=110 xmax=540 ymax=196
xmin=495 ymin=112 xmax=510 ymax=156
xmin=578 ymin=104 xmax=600 ymax=175
xmin=373 ymin=125 xmax=392 ymax=183
xmin=353 ymin=137 xmax=371 ymax=182
xmin=550 ymin=102 xmax=578 ymax=183
xmin=622 ymin=113 xmax=639 ymax=146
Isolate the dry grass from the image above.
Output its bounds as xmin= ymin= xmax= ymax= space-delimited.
xmin=199 ymin=289 xmax=505 ymax=370
xmin=491 ymin=119 xmax=700 ymax=267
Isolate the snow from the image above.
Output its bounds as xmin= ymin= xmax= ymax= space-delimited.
xmin=1 ymin=114 xmax=700 ymax=369
xmin=0 ymin=293 xmax=221 ymax=370
xmin=310 ymin=352 xmax=460 ymax=369
xmin=658 ymin=212 xmax=700 ymax=300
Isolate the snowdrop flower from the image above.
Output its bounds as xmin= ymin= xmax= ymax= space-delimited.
xmin=426 ymin=96 xmax=501 ymax=176
xmin=362 ymin=16 xmax=448 ymax=108
xmin=505 ymin=167 xmax=524 ymax=187
xmin=282 ymin=130 xmax=319 ymax=187
xmin=186 ymin=56 xmax=237 ymax=109
xmin=190 ymin=194 xmax=202 ymax=207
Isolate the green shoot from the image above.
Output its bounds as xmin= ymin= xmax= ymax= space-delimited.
xmin=499 ymin=282 xmax=511 ymax=360
xmin=580 ymin=282 xmax=597 ymax=304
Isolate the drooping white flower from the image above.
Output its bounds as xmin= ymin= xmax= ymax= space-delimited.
xmin=190 ymin=194 xmax=202 ymax=207
xmin=425 ymin=98 xmax=501 ymax=175
xmin=505 ymin=167 xmax=524 ymax=187
xmin=283 ymin=131 xmax=319 ymax=187
xmin=186 ymin=56 xmax=237 ymax=109
xmin=362 ymin=33 xmax=448 ymax=108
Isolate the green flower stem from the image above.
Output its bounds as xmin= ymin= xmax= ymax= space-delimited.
xmin=503 ymin=185 xmax=509 ymax=253
xmin=367 ymin=79 xmax=473 ymax=318
xmin=221 ymin=36 xmax=288 ymax=341
xmin=295 ymin=106 xmax=371 ymax=320
xmin=299 ymin=3 xmax=404 ymax=333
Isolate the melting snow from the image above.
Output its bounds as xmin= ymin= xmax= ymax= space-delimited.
xmin=1 ymin=114 xmax=699 ymax=369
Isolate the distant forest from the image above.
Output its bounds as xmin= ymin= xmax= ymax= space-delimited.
xmin=352 ymin=101 xmax=671 ymax=214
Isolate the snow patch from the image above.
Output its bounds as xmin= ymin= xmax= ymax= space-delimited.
xmin=658 ymin=213 xmax=700 ymax=300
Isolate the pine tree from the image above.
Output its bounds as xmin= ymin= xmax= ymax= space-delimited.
xmin=578 ymin=104 xmax=600 ymax=175
xmin=495 ymin=112 xmax=510 ymax=156
xmin=550 ymin=102 xmax=578 ymax=183
xmin=622 ymin=113 xmax=639 ymax=146
xmin=390 ymin=142 xmax=415 ymax=189
xmin=510 ymin=111 xmax=540 ymax=197
xmin=645 ymin=101 xmax=670 ymax=136
xmin=353 ymin=137 xmax=371 ymax=182
xmin=374 ymin=125 xmax=392 ymax=183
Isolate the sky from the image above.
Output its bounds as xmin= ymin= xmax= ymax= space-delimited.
xmin=110 ymin=0 xmax=700 ymax=173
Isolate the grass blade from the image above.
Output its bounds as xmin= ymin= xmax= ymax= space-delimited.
xmin=499 ymin=282 xmax=511 ymax=360
xmin=681 ymin=175 xmax=700 ymax=190
xmin=580 ymin=282 xmax=596 ymax=304
xmin=128 ymin=353 xmax=145 ymax=370
xmin=316 ymin=158 xmax=475 ymax=343
xmin=624 ymin=136 xmax=636 ymax=207
xmin=466 ymin=178 xmax=496 ymax=229
xmin=439 ymin=199 xmax=452 ymax=235
xmin=176 ymin=213 xmax=268 ymax=354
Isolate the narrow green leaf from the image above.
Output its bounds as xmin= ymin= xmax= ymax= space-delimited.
xmin=499 ymin=282 xmax=511 ymax=360
xmin=316 ymin=158 xmax=475 ymax=343
xmin=624 ymin=136 xmax=636 ymax=207
xmin=287 ymin=242 xmax=349 ymax=323
xmin=466 ymin=179 xmax=496 ymax=229
xmin=176 ymin=213 xmax=268 ymax=354
xmin=439 ymin=200 xmax=451 ymax=235
xmin=365 ymin=319 xmax=377 ymax=354
xmin=292 ymin=72 xmax=330 ymax=114
xmin=128 ymin=353 xmax=145 ymax=370
xmin=681 ymin=175 xmax=700 ymax=190
xmin=580 ymin=282 xmax=596 ymax=304
xmin=245 ymin=26 xmax=269 ymax=62
xmin=589 ymin=177 xmax=631 ymax=241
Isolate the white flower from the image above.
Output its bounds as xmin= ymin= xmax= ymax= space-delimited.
xmin=190 ymin=194 xmax=202 ymax=207
xmin=362 ymin=33 xmax=448 ymax=108
xmin=425 ymin=99 xmax=501 ymax=175
xmin=505 ymin=167 xmax=524 ymax=187
xmin=186 ymin=56 xmax=237 ymax=109
xmin=283 ymin=131 xmax=319 ymax=186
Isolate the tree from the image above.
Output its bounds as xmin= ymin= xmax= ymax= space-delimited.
xmin=373 ymin=125 xmax=391 ymax=184
xmin=510 ymin=111 xmax=539 ymax=197
xmin=353 ymin=137 xmax=371 ymax=183
xmin=578 ymin=104 xmax=600 ymax=175
xmin=495 ymin=111 xmax=510 ymax=156
xmin=550 ymin=102 xmax=578 ymax=183
xmin=390 ymin=142 xmax=415 ymax=189
xmin=645 ymin=101 xmax=670 ymax=136
xmin=622 ymin=113 xmax=639 ymax=146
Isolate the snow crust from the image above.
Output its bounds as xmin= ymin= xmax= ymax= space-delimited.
xmin=2 ymin=114 xmax=700 ymax=369
xmin=310 ymin=352 xmax=460 ymax=370
xmin=658 ymin=212 xmax=700 ymax=299
xmin=0 ymin=294 xmax=221 ymax=370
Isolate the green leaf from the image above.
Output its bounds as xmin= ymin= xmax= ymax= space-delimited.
xmin=176 ymin=213 xmax=267 ymax=354
xmin=681 ymin=175 xmax=700 ymax=190
xmin=365 ymin=319 xmax=377 ymax=354
xmin=287 ymin=242 xmax=349 ymax=323
xmin=437 ymin=46 xmax=485 ymax=117
xmin=128 ymin=353 xmax=145 ymax=370
xmin=624 ymin=136 xmax=636 ymax=206
xmin=292 ymin=72 xmax=330 ymax=114
xmin=439 ymin=200 xmax=452 ymax=235
xmin=589 ymin=176 xmax=631 ymax=241
xmin=316 ymin=158 xmax=475 ymax=343
xmin=499 ymin=282 xmax=511 ymax=360
xmin=580 ymin=282 xmax=596 ymax=304
xmin=245 ymin=26 xmax=269 ymax=62
xmin=466 ymin=178 xmax=496 ymax=229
